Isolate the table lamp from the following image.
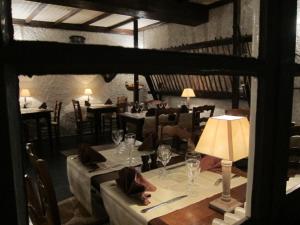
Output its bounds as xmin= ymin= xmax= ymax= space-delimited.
xmin=195 ymin=115 xmax=249 ymax=213
xmin=20 ymin=89 xmax=31 ymax=108
xmin=84 ymin=88 xmax=93 ymax=106
xmin=181 ymin=88 xmax=195 ymax=108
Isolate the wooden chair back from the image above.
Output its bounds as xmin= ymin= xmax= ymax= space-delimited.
xmin=225 ymin=108 xmax=250 ymax=120
xmin=155 ymin=107 xmax=180 ymax=140
xmin=72 ymin=100 xmax=83 ymax=123
xmin=26 ymin=157 xmax=61 ymax=225
xmin=53 ymin=101 xmax=62 ymax=124
xmin=192 ymin=105 xmax=215 ymax=133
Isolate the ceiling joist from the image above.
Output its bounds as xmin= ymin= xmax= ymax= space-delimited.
xmin=13 ymin=19 xmax=133 ymax=35
xmin=55 ymin=8 xmax=81 ymax=24
xmin=25 ymin=3 xmax=46 ymax=23
xmin=26 ymin=0 xmax=209 ymax=26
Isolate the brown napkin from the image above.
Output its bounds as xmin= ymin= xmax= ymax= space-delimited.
xmin=200 ymin=155 xmax=221 ymax=172
xmin=39 ymin=102 xmax=47 ymax=109
xmin=78 ymin=144 xmax=106 ymax=167
xmin=138 ymin=133 xmax=157 ymax=151
xmin=105 ymin=98 xmax=113 ymax=105
xmin=116 ymin=167 xmax=156 ymax=205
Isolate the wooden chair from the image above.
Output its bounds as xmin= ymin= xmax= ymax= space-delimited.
xmin=72 ymin=100 xmax=94 ymax=141
xmin=289 ymin=125 xmax=300 ymax=174
xmin=25 ymin=144 xmax=100 ymax=225
xmin=155 ymin=107 xmax=180 ymax=141
xmin=225 ymin=108 xmax=250 ymax=120
xmin=192 ymin=105 xmax=215 ymax=143
xmin=52 ymin=101 xmax=62 ymax=145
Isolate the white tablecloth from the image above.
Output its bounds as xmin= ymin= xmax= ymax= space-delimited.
xmin=100 ymin=164 xmax=247 ymax=225
xmin=67 ymin=143 xmax=144 ymax=214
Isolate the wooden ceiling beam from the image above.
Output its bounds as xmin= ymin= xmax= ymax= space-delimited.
xmin=27 ymin=0 xmax=209 ymax=26
xmin=25 ymin=3 xmax=47 ymax=23
xmin=55 ymin=8 xmax=81 ymax=24
xmin=13 ymin=19 xmax=132 ymax=35
xmin=1 ymin=40 xmax=263 ymax=75
xmin=208 ymin=0 xmax=233 ymax=9
xmin=108 ymin=17 xmax=136 ymax=30
xmin=82 ymin=12 xmax=111 ymax=25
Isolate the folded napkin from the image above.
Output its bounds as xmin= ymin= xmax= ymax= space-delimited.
xmin=116 ymin=167 xmax=156 ymax=205
xmin=138 ymin=133 xmax=157 ymax=151
xmin=180 ymin=105 xmax=189 ymax=113
xmin=38 ymin=102 xmax=47 ymax=109
xmin=78 ymin=144 xmax=106 ymax=168
xmin=200 ymin=155 xmax=221 ymax=172
xmin=145 ymin=108 xmax=156 ymax=117
xmin=105 ymin=98 xmax=113 ymax=105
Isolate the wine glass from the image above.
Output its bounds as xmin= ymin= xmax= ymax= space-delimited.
xmin=112 ymin=129 xmax=124 ymax=154
xmin=185 ymin=152 xmax=201 ymax=192
xmin=139 ymin=102 xmax=144 ymax=112
xmin=134 ymin=101 xmax=139 ymax=113
xmin=157 ymin=144 xmax=172 ymax=177
xmin=124 ymin=133 xmax=136 ymax=166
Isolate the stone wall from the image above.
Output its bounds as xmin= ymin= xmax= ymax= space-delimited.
xmin=15 ymin=25 xmax=150 ymax=136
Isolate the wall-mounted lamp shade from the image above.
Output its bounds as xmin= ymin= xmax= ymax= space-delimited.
xmin=181 ymin=88 xmax=195 ymax=97
xmin=84 ymin=89 xmax=93 ymax=95
xmin=20 ymin=89 xmax=31 ymax=97
xmin=195 ymin=115 xmax=250 ymax=162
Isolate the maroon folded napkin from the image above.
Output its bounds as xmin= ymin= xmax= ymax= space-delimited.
xmin=78 ymin=144 xmax=106 ymax=167
xmin=105 ymin=98 xmax=113 ymax=105
xmin=38 ymin=102 xmax=47 ymax=109
xmin=200 ymin=155 xmax=221 ymax=172
xmin=116 ymin=167 xmax=157 ymax=205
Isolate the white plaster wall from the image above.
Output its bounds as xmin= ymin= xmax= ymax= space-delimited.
xmin=15 ymin=25 xmax=149 ymax=136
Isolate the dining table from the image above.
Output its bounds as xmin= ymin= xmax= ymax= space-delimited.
xmin=21 ymin=108 xmax=53 ymax=152
xmin=86 ymin=103 xmax=118 ymax=140
xmin=100 ymin=163 xmax=248 ymax=225
xmin=119 ymin=112 xmax=146 ymax=141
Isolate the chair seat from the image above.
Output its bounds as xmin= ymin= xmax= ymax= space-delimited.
xmin=59 ymin=197 xmax=100 ymax=225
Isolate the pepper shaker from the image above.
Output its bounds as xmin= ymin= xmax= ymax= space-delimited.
xmin=150 ymin=152 xmax=158 ymax=169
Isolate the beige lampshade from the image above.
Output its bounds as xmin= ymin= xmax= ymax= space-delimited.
xmin=84 ymin=88 xmax=93 ymax=95
xmin=20 ymin=89 xmax=31 ymax=97
xmin=195 ymin=115 xmax=250 ymax=162
xmin=181 ymin=88 xmax=195 ymax=97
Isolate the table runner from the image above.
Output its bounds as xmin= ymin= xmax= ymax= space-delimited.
xmin=100 ymin=163 xmax=247 ymax=225
xmin=67 ymin=143 xmax=144 ymax=214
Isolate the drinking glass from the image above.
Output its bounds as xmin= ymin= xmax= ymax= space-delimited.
xmin=112 ymin=129 xmax=124 ymax=153
xmin=139 ymin=102 xmax=144 ymax=112
xmin=124 ymin=133 xmax=136 ymax=166
xmin=157 ymin=144 xmax=172 ymax=177
xmin=185 ymin=151 xmax=201 ymax=186
xmin=134 ymin=101 xmax=140 ymax=112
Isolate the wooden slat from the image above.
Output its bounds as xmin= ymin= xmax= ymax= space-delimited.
xmin=55 ymin=8 xmax=81 ymax=24
xmin=25 ymin=3 xmax=46 ymax=23
xmin=108 ymin=17 xmax=135 ymax=30
xmin=82 ymin=12 xmax=111 ymax=25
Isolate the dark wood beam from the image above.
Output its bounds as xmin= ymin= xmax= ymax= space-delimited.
xmin=82 ymin=12 xmax=111 ymax=25
xmin=108 ymin=17 xmax=135 ymax=30
xmin=55 ymin=8 xmax=81 ymax=24
xmin=1 ymin=40 xmax=263 ymax=75
xmin=138 ymin=22 xmax=165 ymax=32
xmin=133 ymin=19 xmax=139 ymax=103
xmin=13 ymin=19 xmax=133 ymax=35
xmin=208 ymin=0 xmax=233 ymax=9
xmin=25 ymin=3 xmax=46 ymax=23
xmin=27 ymin=0 xmax=209 ymax=26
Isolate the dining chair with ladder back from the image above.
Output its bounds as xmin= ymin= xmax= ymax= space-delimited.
xmin=192 ymin=105 xmax=215 ymax=144
xmin=155 ymin=107 xmax=181 ymax=143
xmin=25 ymin=143 xmax=101 ymax=225
xmin=72 ymin=100 xmax=95 ymax=142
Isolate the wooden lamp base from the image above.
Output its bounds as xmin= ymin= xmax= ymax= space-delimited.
xmin=209 ymin=197 xmax=243 ymax=213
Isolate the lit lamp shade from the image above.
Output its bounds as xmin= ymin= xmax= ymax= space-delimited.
xmin=181 ymin=88 xmax=195 ymax=97
xmin=84 ymin=88 xmax=93 ymax=95
xmin=195 ymin=115 xmax=249 ymax=213
xmin=195 ymin=115 xmax=249 ymax=161
xmin=20 ymin=89 xmax=31 ymax=97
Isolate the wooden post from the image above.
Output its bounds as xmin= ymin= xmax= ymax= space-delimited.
xmin=1 ymin=1 xmax=26 ymax=224
xmin=232 ymin=0 xmax=241 ymax=108
xmin=133 ymin=19 xmax=139 ymax=103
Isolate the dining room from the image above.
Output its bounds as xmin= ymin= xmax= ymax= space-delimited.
xmin=2 ymin=0 xmax=300 ymax=225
